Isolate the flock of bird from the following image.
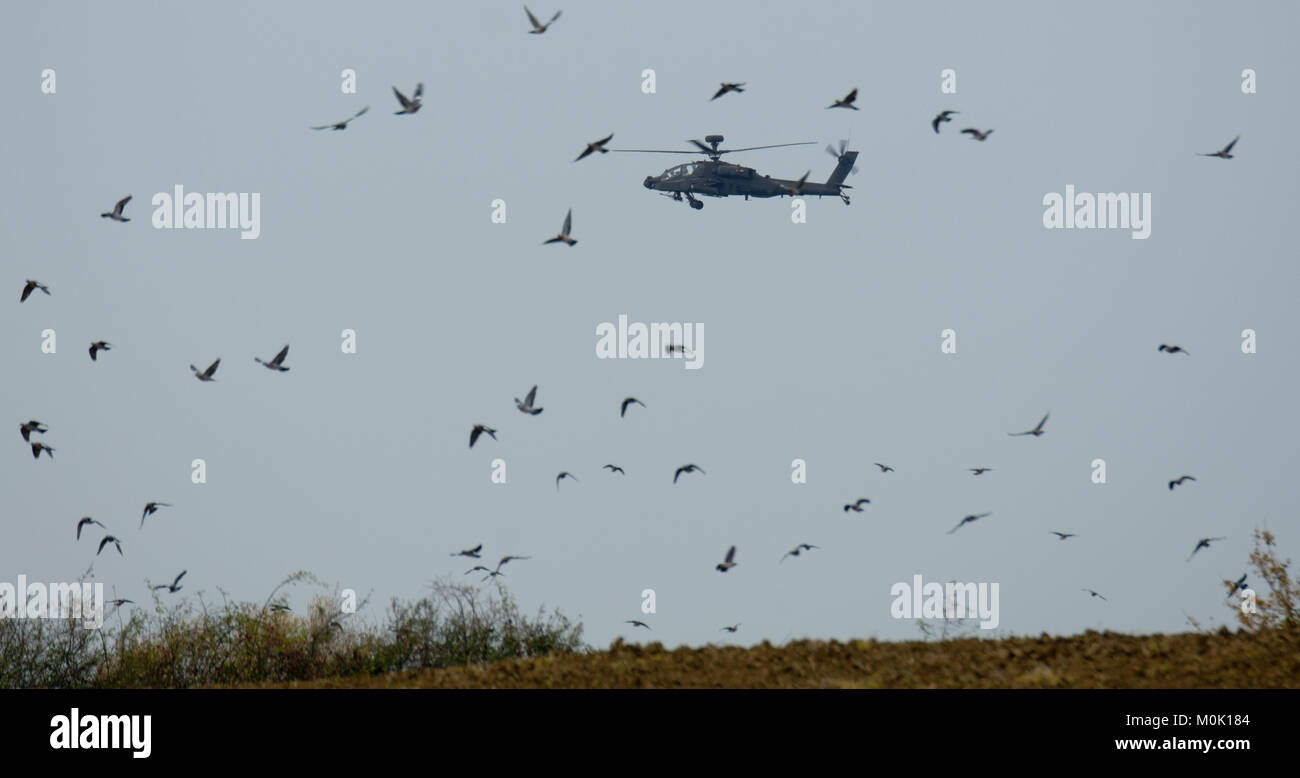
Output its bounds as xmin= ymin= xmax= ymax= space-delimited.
xmin=15 ymin=6 xmax=1253 ymax=639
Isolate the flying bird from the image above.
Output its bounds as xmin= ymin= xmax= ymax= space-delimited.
xmin=827 ymin=88 xmax=858 ymax=110
xmin=19 ymin=420 xmax=47 ymax=442
xmin=31 ymin=442 xmax=54 ymax=459
xmin=674 ymin=464 xmax=705 ymax=483
xmin=469 ymin=424 xmax=497 ymax=448
xmin=20 ymin=280 xmax=50 ymax=302
xmin=496 ymin=555 xmax=531 ymax=571
xmin=1050 ymin=531 xmax=1077 ymax=541
xmin=190 ymin=358 xmax=220 ymax=382
xmin=625 ymin=620 xmax=651 ymax=630
xmin=784 ymin=170 xmax=812 ymax=196
xmin=1009 ymin=411 xmax=1049 ymax=437
xmin=711 ymin=82 xmax=745 ymax=100
xmin=603 ymin=464 xmax=625 ymax=475
xmin=268 ymin=603 xmax=291 ymax=613
xmin=620 ymin=397 xmax=645 ymax=417
xmin=969 ymin=467 xmax=994 ymax=475
xmin=716 ymin=545 xmax=738 ymax=572
xmin=947 ymin=512 xmax=992 ymax=534
xmin=781 ymin=543 xmax=819 ymax=563
xmin=1168 ymin=475 xmax=1197 ymax=490
xmin=874 ymin=463 xmax=894 ymax=473
xmin=932 ymin=110 xmax=959 ymax=133
xmin=574 ymin=133 xmax=613 ymax=162
xmin=451 ymin=544 xmax=483 ymax=559
xmin=720 ymin=624 xmax=740 ymax=633
xmin=311 ymin=105 xmax=369 ymax=130
xmin=89 ymin=341 xmax=111 ymax=361
xmin=76 ymin=517 xmax=105 ymax=540
xmin=961 ymin=128 xmax=994 ymax=141
xmin=524 ymin=5 xmax=561 ymax=34
xmin=140 ymin=501 xmax=171 ymax=528
xmin=555 ymin=471 xmax=578 ymax=490
xmin=543 ymin=209 xmax=577 ymax=245
xmin=152 ymin=570 xmax=187 ymax=593
xmin=392 ymin=83 xmax=423 ymax=115
xmin=101 ymin=195 xmax=132 ymax=222
xmin=515 ymin=385 xmax=543 ymax=415
xmin=1081 ymin=588 xmax=1107 ymax=601
xmin=1188 ymin=537 xmax=1226 ymax=561
xmin=97 ymin=536 xmax=122 ymax=556
xmin=1200 ymin=136 xmax=1239 ymax=159
xmin=1229 ymin=573 xmax=1248 ymax=595
xmin=107 ymin=598 xmax=133 ymax=608
xmin=255 ymin=345 xmax=290 ymax=372
xmin=843 ymin=498 xmax=870 ymax=513
xmin=465 ymin=565 xmax=494 ymax=577
xmin=1157 ymin=344 xmax=1189 ymax=355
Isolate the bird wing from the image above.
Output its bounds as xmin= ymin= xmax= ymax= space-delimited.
xmin=470 ymin=427 xmax=482 ymax=447
xmin=561 ymin=209 xmax=572 ymax=235
xmin=115 ymin=195 xmax=132 ymax=213
xmin=932 ymin=116 xmax=942 ymax=133
xmin=207 ymin=358 xmax=220 ymax=376
xmin=174 ymin=570 xmax=188 ymax=587
xmin=414 ymin=83 xmax=423 ymax=99
xmin=273 ymin=345 xmax=289 ymax=365
xmin=525 ymin=385 xmax=537 ymax=406
xmin=352 ymin=105 xmax=370 ymax=120
xmin=1223 ymin=136 xmax=1239 ymax=153
xmin=711 ymin=85 xmax=728 ymax=100
xmin=596 ymin=133 xmax=613 ymax=146
xmin=1036 ymin=411 xmax=1050 ymax=430
xmin=310 ymin=124 xmax=333 ymax=130
xmin=392 ymin=86 xmax=411 ymax=108
xmin=548 ymin=10 xmax=561 ymax=23
xmin=844 ymin=88 xmax=857 ymax=103
xmin=724 ymin=546 xmax=736 ymax=563
xmin=961 ymin=128 xmax=978 ymax=136
xmin=525 ymin=5 xmax=541 ymax=27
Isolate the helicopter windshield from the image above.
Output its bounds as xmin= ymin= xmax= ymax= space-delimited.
xmin=662 ymin=163 xmax=696 ymax=178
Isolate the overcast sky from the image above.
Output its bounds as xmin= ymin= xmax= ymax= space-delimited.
xmin=3 ymin=0 xmax=1298 ymax=648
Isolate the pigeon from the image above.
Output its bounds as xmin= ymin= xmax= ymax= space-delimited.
xmin=620 ymin=397 xmax=645 ymax=417
xmin=392 ymin=84 xmax=423 ymax=115
xmin=451 ymin=544 xmax=483 ymax=559
xmin=969 ymin=467 xmax=994 ymax=475
xmin=107 ymin=598 xmax=133 ymax=608
xmin=947 ymin=512 xmax=992 ymax=534
xmin=603 ymin=464 xmax=625 ymax=475
xmin=89 ymin=341 xmax=111 ymax=361
xmin=720 ymin=624 xmax=741 ymax=633
xmin=101 ymin=195 xmax=132 ymax=222
xmin=781 ymin=543 xmax=819 ymax=563
xmin=555 ymin=471 xmax=578 ymax=490
xmin=140 ymin=502 xmax=171 ymax=528
xmin=625 ymin=620 xmax=651 ymax=630
xmin=1188 ymin=537 xmax=1226 ymax=561
xmin=152 ymin=570 xmax=187 ymax=593
xmin=874 ymin=463 xmax=894 ymax=473
xmin=1081 ymin=588 xmax=1107 ymax=601
xmin=190 ymin=358 xmax=220 ymax=382
xmin=1229 ymin=574 xmax=1248 ymax=596
xmin=716 ymin=545 xmax=738 ymax=572
xmin=784 ymin=170 xmax=812 ymax=196
xmin=1050 ymin=531 xmax=1077 ymax=541
xmin=843 ymin=498 xmax=870 ymax=513
xmin=1168 ymin=475 xmax=1197 ymax=490
xmin=515 ymin=385 xmax=542 ymax=415
xmin=255 ymin=345 xmax=290 ymax=372
xmin=31 ymin=442 xmax=54 ymax=459
xmin=20 ymin=280 xmax=50 ymax=302
xmin=674 ymin=464 xmax=705 ymax=483
xmin=97 ymin=536 xmax=122 ymax=556
xmin=961 ymin=128 xmax=994 ymax=141
xmin=311 ymin=105 xmax=369 ymax=130
xmin=543 ymin=209 xmax=577 ymax=246
xmin=524 ymin=5 xmax=561 ymax=34
xmin=469 ymin=424 xmax=497 ymax=448
xmin=1157 ymin=344 xmax=1189 ymax=355
xmin=932 ymin=110 xmax=959 ymax=133
xmin=76 ymin=517 xmax=105 ymax=540
xmin=19 ymin=420 xmax=47 ymax=442
xmin=1009 ymin=412 xmax=1049 ymax=437
xmin=711 ymin=82 xmax=745 ymax=100
xmin=1200 ymin=136 xmax=1239 ymax=159
xmin=574 ymin=133 xmax=613 ymax=162
xmin=827 ymin=88 xmax=858 ymax=110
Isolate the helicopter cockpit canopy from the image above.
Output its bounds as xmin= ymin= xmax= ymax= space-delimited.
xmin=661 ymin=162 xmax=698 ymax=179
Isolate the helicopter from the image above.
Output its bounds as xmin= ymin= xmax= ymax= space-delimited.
xmin=613 ymin=135 xmax=858 ymax=209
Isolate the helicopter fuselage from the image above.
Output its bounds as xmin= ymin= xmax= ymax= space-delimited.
xmin=643 ymin=160 xmax=846 ymax=200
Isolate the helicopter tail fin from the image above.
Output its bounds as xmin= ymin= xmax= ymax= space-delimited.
xmin=826 ymin=150 xmax=858 ymax=186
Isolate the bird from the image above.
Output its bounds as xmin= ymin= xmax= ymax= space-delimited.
xmin=451 ymin=544 xmax=483 ymax=559
xmin=1009 ymin=411 xmax=1049 ymax=437
xmin=874 ymin=463 xmax=894 ymax=473
xmin=625 ymin=620 xmax=651 ymax=630
xmin=107 ymin=598 xmax=133 ymax=608
xmin=392 ymin=83 xmax=423 ymax=115
xmin=311 ymin=105 xmax=369 ymax=130
xmin=665 ymin=343 xmax=692 ymax=357
xmin=603 ymin=464 xmax=625 ymax=475
xmin=465 ymin=565 xmax=494 ymax=577
xmin=76 ymin=517 xmax=105 ymax=540
xmin=496 ymin=555 xmax=531 ymax=571
xmin=843 ymin=498 xmax=870 ymax=513
xmin=255 ymin=345 xmax=290 ymax=372
xmin=716 ymin=545 xmax=738 ymax=572
xmin=20 ymin=280 xmax=50 ymax=302
xmin=784 ymin=170 xmax=811 ymax=196
xmin=827 ymin=88 xmax=858 ymax=110
xmin=711 ymin=82 xmax=745 ymax=100
xmin=932 ymin=110 xmax=959 ymax=133
xmin=574 ymin=133 xmax=613 ymax=162
xmin=524 ymin=5 xmax=561 ymax=34
xmin=1157 ymin=344 xmax=1189 ymax=355
xmin=720 ymin=624 xmax=740 ymax=633
xmin=961 ymin=128 xmax=994 ymax=141
xmin=140 ymin=502 xmax=171 ymax=528
xmin=31 ymin=442 xmax=54 ymax=459
xmin=1050 ymin=531 xmax=1077 ymax=541
xmin=19 ymin=420 xmax=47 ymax=442
xmin=1168 ymin=475 xmax=1197 ymax=490
xmin=268 ymin=603 xmax=291 ymax=613
xmin=1229 ymin=574 xmax=1248 ymax=595
xmin=190 ymin=358 xmax=220 ymax=382
xmin=1200 ymin=136 xmax=1239 ymax=159
xmin=1188 ymin=537 xmax=1226 ymax=561
xmin=1081 ymin=588 xmax=1107 ymax=601
xmin=89 ymin=341 xmax=111 ymax=361
xmin=781 ymin=543 xmax=819 ymax=563
xmin=97 ymin=536 xmax=122 ymax=556
xmin=969 ymin=467 xmax=994 ymax=475
xmin=469 ymin=424 xmax=498 ymax=448
xmin=152 ymin=570 xmax=187 ymax=593
xmin=515 ymin=385 xmax=543 ymax=415
xmin=543 ymin=209 xmax=577 ymax=246
xmin=620 ymin=397 xmax=645 ymax=417
xmin=555 ymin=471 xmax=578 ymax=490
xmin=100 ymin=195 xmax=132 ymax=222
xmin=674 ymin=464 xmax=705 ymax=483
xmin=947 ymin=512 xmax=992 ymax=534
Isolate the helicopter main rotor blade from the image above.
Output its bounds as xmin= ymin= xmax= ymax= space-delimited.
xmin=715 ymin=142 xmax=816 ymax=154
xmin=611 ymin=148 xmax=711 ymax=154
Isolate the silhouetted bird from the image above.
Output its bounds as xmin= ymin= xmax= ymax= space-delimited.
xmin=843 ymin=498 xmax=870 ymax=513
xmin=1168 ymin=475 xmax=1197 ymax=490
xmin=19 ymin=420 xmax=47 ymax=442
xmin=89 ymin=341 xmax=111 ymax=361
xmin=31 ymin=442 xmax=54 ymax=459
xmin=1188 ymin=537 xmax=1225 ymax=561
xmin=469 ymin=424 xmax=497 ymax=448
xmin=140 ymin=502 xmax=171 ymax=528
xmin=720 ymin=624 xmax=740 ymax=633
xmin=874 ymin=463 xmax=894 ymax=473
xmin=969 ymin=467 xmax=993 ymax=475
xmin=716 ymin=545 xmax=738 ymax=572
xmin=101 ymin=195 xmax=132 ymax=222
xmin=781 ymin=543 xmax=819 ymax=563
xmin=603 ymin=464 xmax=625 ymax=474
xmin=543 ymin=209 xmax=577 ymax=245
xmin=574 ymin=133 xmax=613 ymax=161
xmin=1200 ymin=136 xmax=1239 ymax=159
xmin=1050 ymin=531 xmax=1077 ymax=541
xmin=1157 ymin=344 xmax=1189 ymax=355
xmin=711 ymin=82 xmax=745 ymax=100
xmin=190 ymin=358 xmax=220 ymax=382
xmin=1081 ymin=588 xmax=1107 ymax=601
xmin=555 ymin=471 xmax=578 ymax=490
xmin=621 ymin=397 xmax=645 ymax=417
xmin=948 ymin=512 xmax=992 ymax=534
xmin=674 ymin=464 xmax=705 ymax=483
xmin=451 ymin=544 xmax=483 ymax=559
xmin=97 ymin=536 xmax=122 ymax=556
xmin=1009 ymin=412 xmax=1049 ymax=437
xmin=311 ymin=105 xmax=368 ymax=130
xmin=961 ymin=128 xmax=993 ymax=141
xmin=392 ymin=83 xmax=423 ymax=115
xmin=524 ymin=5 xmax=561 ymax=34
xmin=152 ymin=570 xmax=186 ymax=593
xmin=255 ymin=345 xmax=290 ymax=371
xmin=625 ymin=620 xmax=651 ymax=630
xmin=76 ymin=517 xmax=105 ymax=540
xmin=20 ymin=280 xmax=50 ymax=302
xmin=932 ymin=110 xmax=959 ymax=133
xmin=827 ymin=88 xmax=858 ymax=110
xmin=515 ymin=385 xmax=542 ymax=415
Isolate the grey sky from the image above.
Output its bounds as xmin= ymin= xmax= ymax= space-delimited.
xmin=3 ymin=1 xmax=1298 ymax=648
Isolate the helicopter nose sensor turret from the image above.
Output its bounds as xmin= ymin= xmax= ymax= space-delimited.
xmin=644 ymin=176 xmax=655 ymax=188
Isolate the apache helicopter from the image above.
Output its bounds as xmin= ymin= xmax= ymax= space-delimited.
xmin=613 ymin=135 xmax=858 ymax=210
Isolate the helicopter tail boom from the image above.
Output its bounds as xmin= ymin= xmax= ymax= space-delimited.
xmin=825 ymin=150 xmax=858 ymax=186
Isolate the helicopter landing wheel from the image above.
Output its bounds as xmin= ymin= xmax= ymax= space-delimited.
xmin=689 ymin=199 xmax=703 ymax=210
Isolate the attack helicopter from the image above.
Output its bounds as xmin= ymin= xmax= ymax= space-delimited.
xmin=613 ymin=135 xmax=859 ymax=210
